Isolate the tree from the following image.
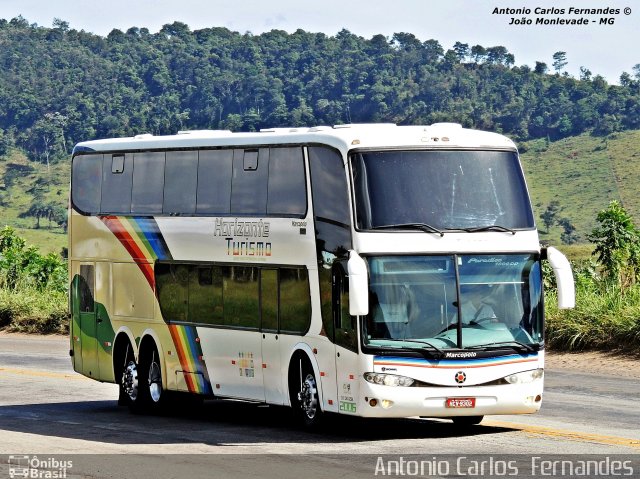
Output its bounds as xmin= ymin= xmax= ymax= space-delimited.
xmin=558 ymin=217 xmax=579 ymax=245
xmin=51 ymin=205 xmax=68 ymax=233
xmin=470 ymin=45 xmax=487 ymax=63
xmin=540 ymin=201 xmax=562 ymax=233
xmin=0 ymin=129 xmax=8 ymax=156
xmin=579 ymin=67 xmax=592 ymax=82
xmin=25 ymin=113 xmax=68 ymax=169
xmin=19 ymin=198 xmax=49 ymax=229
xmin=452 ymin=42 xmax=469 ymax=62
xmin=391 ymin=32 xmax=422 ymax=51
xmin=552 ymin=51 xmax=568 ymax=74
xmin=534 ymin=62 xmax=548 ymax=74
xmin=587 ymin=201 xmax=640 ymax=287
xmin=619 ymin=72 xmax=633 ymax=87
xmin=52 ymin=18 xmax=70 ymax=31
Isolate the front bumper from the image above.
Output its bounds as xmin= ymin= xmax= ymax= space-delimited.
xmin=356 ymin=380 xmax=543 ymax=418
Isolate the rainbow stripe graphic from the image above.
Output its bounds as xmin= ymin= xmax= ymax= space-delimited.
xmin=374 ymin=354 xmax=538 ymax=369
xmin=100 ymin=216 xmax=172 ymax=289
xmin=100 ymin=216 xmax=212 ymax=395
xmin=169 ymin=324 xmax=213 ymax=395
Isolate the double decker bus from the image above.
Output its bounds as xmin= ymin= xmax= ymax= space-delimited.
xmin=69 ymin=123 xmax=574 ymax=426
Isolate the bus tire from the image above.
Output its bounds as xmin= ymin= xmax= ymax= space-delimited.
xmin=114 ymin=338 xmax=136 ymax=407
xmin=134 ymin=343 xmax=166 ymax=414
xmin=121 ymin=355 xmax=143 ymax=411
xmin=452 ymin=415 xmax=484 ymax=426
xmin=289 ymin=355 xmax=323 ymax=428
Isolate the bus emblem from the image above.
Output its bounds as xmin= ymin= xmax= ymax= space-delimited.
xmin=455 ymin=371 xmax=467 ymax=384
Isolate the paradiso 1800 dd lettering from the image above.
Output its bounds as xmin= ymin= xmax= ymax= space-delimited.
xmin=214 ymin=218 xmax=272 ymax=257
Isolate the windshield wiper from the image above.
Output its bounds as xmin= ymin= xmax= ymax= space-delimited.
xmin=461 ymin=225 xmax=516 ymax=235
xmin=371 ymin=223 xmax=444 ymax=237
xmin=468 ymin=341 xmax=537 ymax=354
xmin=371 ymin=338 xmax=445 ymax=359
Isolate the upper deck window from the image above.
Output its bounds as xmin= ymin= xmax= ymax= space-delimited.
xmin=72 ymin=147 xmax=307 ymax=217
xmin=351 ymin=150 xmax=534 ymax=231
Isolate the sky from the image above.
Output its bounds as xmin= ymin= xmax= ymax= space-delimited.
xmin=0 ymin=0 xmax=637 ymax=84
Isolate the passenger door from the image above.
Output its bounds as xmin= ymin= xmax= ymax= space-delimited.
xmin=72 ymin=264 xmax=99 ymax=378
xmin=260 ymin=269 xmax=284 ymax=404
xmin=333 ymin=262 xmax=360 ymax=415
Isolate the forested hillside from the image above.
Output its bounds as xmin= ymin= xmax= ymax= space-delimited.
xmin=1 ymin=16 xmax=639 ymax=161
xmin=0 ymin=16 xmax=639 ymax=253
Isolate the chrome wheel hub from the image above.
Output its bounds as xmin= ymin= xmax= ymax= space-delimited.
xmin=148 ymin=361 xmax=162 ymax=403
xmin=297 ymin=374 xmax=318 ymax=420
xmin=122 ymin=360 xmax=139 ymax=401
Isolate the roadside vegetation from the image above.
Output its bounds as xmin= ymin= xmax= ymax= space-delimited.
xmin=0 ymin=226 xmax=67 ymax=334
xmin=1 ymin=202 xmax=639 ymax=356
xmin=545 ymin=201 xmax=640 ymax=352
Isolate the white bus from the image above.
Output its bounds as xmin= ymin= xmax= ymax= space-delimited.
xmin=69 ymin=123 xmax=574 ymax=427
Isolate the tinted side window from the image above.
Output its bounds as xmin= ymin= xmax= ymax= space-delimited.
xmin=72 ymin=155 xmax=103 ymax=214
xmin=102 ymin=153 xmax=133 ymax=214
xmin=260 ymin=269 xmax=278 ymax=332
xmin=155 ymin=263 xmax=188 ymax=322
xmin=231 ymin=149 xmax=269 ymax=215
xmin=308 ymin=146 xmax=352 ymax=342
xmin=279 ymin=268 xmax=311 ymax=334
xmin=197 ymin=149 xmax=233 ymax=214
xmin=164 ymin=151 xmax=198 ymax=214
xmin=308 ymin=147 xmax=350 ymax=225
xmin=132 ymin=152 xmax=165 ymax=213
xmin=333 ymin=262 xmax=357 ymax=352
xmin=79 ymin=264 xmax=95 ymax=313
xmin=267 ymin=147 xmax=306 ymax=216
xmin=189 ymin=265 xmax=223 ymax=324
xmin=223 ymin=266 xmax=259 ymax=329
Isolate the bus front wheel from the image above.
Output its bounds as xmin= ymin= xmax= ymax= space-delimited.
xmin=290 ymin=357 xmax=323 ymax=428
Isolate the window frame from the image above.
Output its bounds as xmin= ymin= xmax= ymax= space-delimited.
xmin=154 ymin=261 xmax=311 ymax=336
xmin=71 ymin=146 xmax=309 ymax=218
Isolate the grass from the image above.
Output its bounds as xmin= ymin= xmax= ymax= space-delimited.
xmin=521 ymin=134 xmax=622 ymax=246
xmin=0 ymin=287 xmax=68 ymax=334
xmin=545 ymin=281 xmax=640 ymax=352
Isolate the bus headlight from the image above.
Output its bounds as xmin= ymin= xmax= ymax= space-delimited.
xmin=364 ymin=372 xmax=414 ymax=387
xmin=504 ymin=369 xmax=544 ymax=384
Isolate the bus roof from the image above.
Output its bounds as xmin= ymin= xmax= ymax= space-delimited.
xmin=72 ymin=123 xmax=517 ymax=155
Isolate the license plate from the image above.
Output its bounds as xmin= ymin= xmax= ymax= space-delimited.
xmin=446 ymin=397 xmax=476 ymax=408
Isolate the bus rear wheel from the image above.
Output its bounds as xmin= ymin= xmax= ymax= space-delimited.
xmin=135 ymin=345 xmax=166 ymax=413
xmin=146 ymin=349 xmax=163 ymax=404
xmin=121 ymin=359 xmax=139 ymax=404
xmin=452 ymin=415 xmax=484 ymax=426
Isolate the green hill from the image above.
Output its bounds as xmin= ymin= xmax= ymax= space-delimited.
xmin=521 ymin=130 xmax=640 ymax=248
xmin=0 ymin=149 xmax=68 ymax=254
xmin=1 ymin=129 xmax=639 ymax=257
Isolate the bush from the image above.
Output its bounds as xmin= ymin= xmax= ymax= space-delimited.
xmin=545 ymin=261 xmax=640 ymax=352
xmin=0 ymin=226 xmax=68 ymax=334
xmin=0 ymin=287 xmax=68 ymax=334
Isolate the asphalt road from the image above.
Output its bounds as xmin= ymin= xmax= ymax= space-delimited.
xmin=0 ymin=334 xmax=639 ymax=478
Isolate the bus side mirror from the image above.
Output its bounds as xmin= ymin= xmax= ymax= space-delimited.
xmin=543 ymin=246 xmax=575 ymax=309
xmin=348 ymin=250 xmax=369 ymax=316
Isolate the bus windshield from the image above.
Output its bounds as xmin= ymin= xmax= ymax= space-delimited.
xmin=351 ymin=150 xmax=534 ymax=230
xmin=363 ymin=254 xmax=543 ymax=351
